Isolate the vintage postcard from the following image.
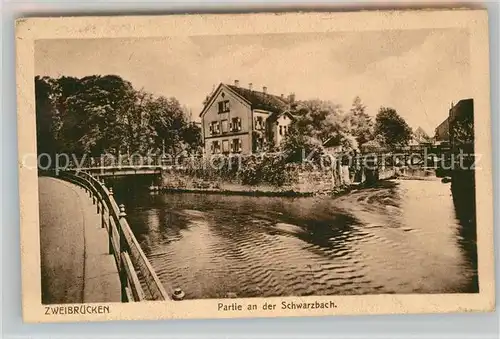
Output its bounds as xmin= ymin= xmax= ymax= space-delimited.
xmin=16 ymin=10 xmax=494 ymax=323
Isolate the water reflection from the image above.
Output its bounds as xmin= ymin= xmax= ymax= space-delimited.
xmin=117 ymin=179 xmax=478 ymax=299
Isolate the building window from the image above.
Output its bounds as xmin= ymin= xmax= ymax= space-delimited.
xmin=221 ymin=120 xmax=228 ymax=133
xmin=254 ymin=116 xmax=264 ymax=130
xmin=222 ymin=140 xmax=229 ymax=154
xmin=231 ymin=138 xmax=242 ymax=153
xmin=230 ymin=117 xmax=241 ymax=132
xmin=211 ymin=140 xmax=221 ymax=154
xmin=279 ymin=125 xmax=283 ymax=136
xmin=209 ymin=121 xmax=220 ymax=135
xmin=255 ymin=137 xmax=264 ymax=152
xmin=218 ymin=100 xmax=230 ymax=113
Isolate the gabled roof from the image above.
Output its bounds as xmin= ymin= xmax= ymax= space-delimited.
xmin=226 ymin=85 xmax=289 ymax=113
xmin=199 ymin=82 xmax=292 ymax=117
xmin=322 ymin=135 xmax=342 ymax=148
xmin=267 ymin=110 xmax=297 ymax=123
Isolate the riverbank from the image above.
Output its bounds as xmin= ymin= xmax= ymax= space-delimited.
xmin=153 ymin=179 xmax=379 ymax=198
xmin=154 ymin=166 xmax=441 ymax=197
xmin=157 ymin=164 xmax=400 ymax=197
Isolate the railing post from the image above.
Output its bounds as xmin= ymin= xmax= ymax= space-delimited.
xmin=96 ymin=184 xmax=100 ymax=214
xmin=119 ymin=204 xmax=127 ymax=251
xmin=172 ymin=288 xmax=185 ymax=301
xmin=99 ymin=181 xmax=105 ymax=225
xmin=87 ymin=172 xmax=93 ymax=198
xmin=108 ymin=187 xmax=116 ymax=255
xmin=118 ymin=203 xmax=128 ymax=302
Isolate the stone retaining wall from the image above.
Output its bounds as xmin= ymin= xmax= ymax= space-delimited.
xmin=159 ymin=164 xmax=391 ymax=195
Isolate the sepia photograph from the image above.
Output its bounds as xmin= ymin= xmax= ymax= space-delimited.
xmin=16 ymin=10 xmax=494 ymax=322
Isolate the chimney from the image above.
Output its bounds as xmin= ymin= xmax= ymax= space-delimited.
xmin=263 ymin=86 xmax=267 ymax=94
xmin=248 ymin=83 xmax=253 ymax=91
xmin=288 ymin=92 xmax=295 ymax=103
xmin=280 ymin=94 xmax=284 ymax=99
xmin=234 ymin=79 xmax=240 ymax=87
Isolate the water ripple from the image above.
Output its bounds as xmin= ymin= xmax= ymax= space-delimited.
xmin=121 ymin=180 xmax=478 ymax=299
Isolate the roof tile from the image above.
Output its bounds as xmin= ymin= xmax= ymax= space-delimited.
xmin=227 ymin=84 xmax=289 ymax=113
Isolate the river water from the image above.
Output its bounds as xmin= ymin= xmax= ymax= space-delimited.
xmin=118 ymin=179 xmax=478 ymax=299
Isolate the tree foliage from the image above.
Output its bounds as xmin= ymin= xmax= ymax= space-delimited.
xmin=344 ymin=96 xmax=374 ymax=147
xmin=35 ymin=75 xmax=202 ymax=158
xmin=374 ymin=107 xmax=413 ymax=149
xmin=281 ymin=99 xmax=360 ymax=161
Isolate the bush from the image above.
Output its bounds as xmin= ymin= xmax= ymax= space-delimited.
xmin=239 ymin=154 xmax=292 ymax=187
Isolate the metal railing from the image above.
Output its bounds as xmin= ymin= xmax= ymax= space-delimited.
xmin=67 ymin=155 xmax=165 ymax=169
xmin=57 ymin=170 xmax=173 ymax=302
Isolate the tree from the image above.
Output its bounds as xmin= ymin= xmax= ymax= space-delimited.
xmin=149 ymin=96 xmax=190 ymax=156
xmin=293 ymin=99 xmax=345 ymax=144
xmin=63 ymin=75 xmax=135 ymax=156
xmin=281 ymin=124 xmax=324 ymax=163
xmin=181 ymin=122 xmax=202 ymax=155
xmin=33 ymin=74 xmax=203 ymax=162
xmin=374 ymin=107 xmax=413 ymax=149
xmin=344 ymin=96 xmax=374 ymax=147
xmin=35 ymin=76 xmax=58 ymax=157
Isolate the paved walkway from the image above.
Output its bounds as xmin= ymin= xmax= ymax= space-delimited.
xmin=38 ymin=177 xmax=121 ymax=304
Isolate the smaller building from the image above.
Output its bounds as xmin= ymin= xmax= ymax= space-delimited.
xmin=434 ymin=118 xmax=450 ymax=144
xmin=434 ymin=99 xmax=474 ymax=150
xmin=449 ymin=98 xmax=474 ymax=151
xmin=266 ymin=111 xmax=296 ymax=147
xmin=322 ymin=136 xmax=344 ymax=154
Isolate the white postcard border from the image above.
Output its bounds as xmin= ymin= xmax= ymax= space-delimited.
xmin=16 ymin=10 xmax=495 ymax=323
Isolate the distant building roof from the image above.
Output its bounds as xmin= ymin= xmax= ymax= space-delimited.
xmin=226 ymin=84 xmax=290 ymax=113
xmin=267 ymin=110 xmax=297 ymax=123
xmin=450 ymin=98 xmax=473 ymax=122
xmin=322 ymin=135 xmax=342 ymax=148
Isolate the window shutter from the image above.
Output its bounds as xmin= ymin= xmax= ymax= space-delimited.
xmin=229 ymin=122 xmax=233 ymax=131
xmin=238 ymin=118 xmax=242 ymax=130
xmin=210 ymin=142 xmax=214 ymax=153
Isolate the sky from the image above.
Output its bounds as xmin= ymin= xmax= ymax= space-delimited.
xmin=35 ymin=28 xmax=471 ymax=135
